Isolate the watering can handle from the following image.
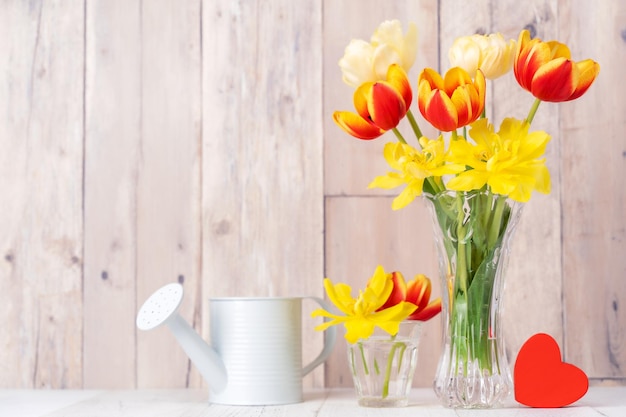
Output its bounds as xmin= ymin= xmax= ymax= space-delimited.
xmin=302 ymin=296 xmax=337 ymax=376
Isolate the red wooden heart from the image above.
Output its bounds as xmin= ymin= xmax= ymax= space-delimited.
xmin=514 ymin=333 xmax=588 ymax=408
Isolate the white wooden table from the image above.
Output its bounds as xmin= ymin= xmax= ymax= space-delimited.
xmin=1 ymin=387 xmax=624 ymax=417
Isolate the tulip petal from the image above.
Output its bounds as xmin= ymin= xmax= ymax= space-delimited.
xmin=407 ymin=274 xmax=431 ymax=311
xmin=567 ymin=59 xmax=600 ymax=101
xmin=530 ymin=57 xmax=576 ymax=102
xmin=547 ymin=40 xmax=571 ymax=60
xmin=449 ymin=85 xmax=474 ymax=128
xmin=333 ymin=110 xmax=384 ymax=140
xmin=372 ymin=44 xmax=403 ymax=80
xmin=353 ymin=82 xmax=373 ymax=118
xmin=368 ymin=82 xmax=406 ymax=130
xmin=474 ymin=69 xmax=487 ymax=113
xmin=423 ymin=90 xmax=458 ymax=132
xmin=516 ymin=39 xmax=552 ymax=91
xmin=379 ymin=271 xmax=408 ymax=310
xmin=339 ymin=40 xmax=376 ymax=87
xmin=386 ymin=64 xmax=413 ymax=108
xmin=408 ymin=298 xmax=442 ymax=321
xmin=419 ymin=67 xmax=445 ymax=89
xmin=443 ymin=67 xmax=473 ymax=96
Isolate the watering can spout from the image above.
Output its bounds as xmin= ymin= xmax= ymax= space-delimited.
xmin=136 ymin=283 xmax=227 ymax=393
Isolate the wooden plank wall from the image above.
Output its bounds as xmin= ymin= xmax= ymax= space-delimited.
xmin=0 ymin=0 xmax=623 ymax=389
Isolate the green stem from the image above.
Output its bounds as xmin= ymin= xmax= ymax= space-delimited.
xmin=455 ymin=193 xmax=469 ymax=294
xmin=350 ymin=346 xmax=356 ymax=375
xmin=396 ymin=342 xmax=407 ymax=372
xmin=359 ymin=343 xmax=369 ymax=375
xmin=382 ymin=342 xmax=400 ymax=399
xmin=487 ymin=195 xmax=507 ymax=249
xmin=526 ymin=98 xmax=542 ymax=125
xmin=392 ymin=127 xmax=407 ymax=144
xmin=425 ymin=177 xmax=444 ymax=196
xmin=406 ymin=109 xmax=423 ymax=143
xmin=482 ymin=190 xmax=494 ymax=228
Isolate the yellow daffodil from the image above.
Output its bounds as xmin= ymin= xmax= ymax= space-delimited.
xmin=312 ymin=265 xmax=417 ymax=343
xmin=368 ymin=137 xmax=464 ymax=210
xmin=449 ymin=33 xmax=516 ymax=80
xmin=339 ymin=20 xmax=418 ymax=88
xmin=446 ymin=118 xmax=551 ymax=202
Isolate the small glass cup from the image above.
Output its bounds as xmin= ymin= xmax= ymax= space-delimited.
xmin=348 ymin=321 xmax=422 ymax=407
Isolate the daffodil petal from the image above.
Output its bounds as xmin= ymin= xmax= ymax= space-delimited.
xmin=391 ymin=183 xmax=421 ymax=210
xmin=368 ymin=174 xmax=405 ymax=189
xmin=344 ymin=319 xmax=375 ymax=344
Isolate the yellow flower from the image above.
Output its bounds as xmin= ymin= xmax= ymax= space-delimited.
xmin=449 ymin=33 xmax=516 ymax=80
xmin=446 ymin=118 xmax=551 ymax=202
xmin=339 ymin=20 xmax=418 ymax=88
xmin=368 ymin=138 xmax=464 ymax=210
xmin=311 ymin=265 xmax=417 ymax=343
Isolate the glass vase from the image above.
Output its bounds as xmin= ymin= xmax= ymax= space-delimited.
xmin=348 ymin=321 xmax=422 ymax=407
xmin=425 ymin=190 xmax=522 ymax=408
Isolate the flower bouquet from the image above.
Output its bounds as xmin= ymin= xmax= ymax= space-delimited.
xmin=331 ymin=20 xmax=599 ymax=408
xmin=312 ymin=265 xmax=441 ymax=407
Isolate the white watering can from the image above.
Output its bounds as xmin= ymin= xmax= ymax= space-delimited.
xmin=136 ymin=283 xmax=336 ymax=405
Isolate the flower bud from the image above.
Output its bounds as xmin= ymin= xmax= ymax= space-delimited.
xmin=339 ymin=20 xmax=418 ymax=88
xmin=449 ymin=33 xmax=516 ymax=80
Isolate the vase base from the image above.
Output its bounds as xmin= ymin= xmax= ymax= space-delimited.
xmin=438 ymin=396 xmax=508 ymax=409
xmin=434 ymin=375 xmax=512 ymax=409
xmin=357 ymin=396 xmax=409 ymax=408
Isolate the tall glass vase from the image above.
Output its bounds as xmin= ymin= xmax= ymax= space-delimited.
xmin=425 ymin=190 xmax=523 ymax=408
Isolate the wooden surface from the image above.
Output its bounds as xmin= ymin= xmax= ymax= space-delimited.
xmin=1 ymin=388 xmax=625 ymax=417
xmin=0 ymin=0 xmax=624 ymax=390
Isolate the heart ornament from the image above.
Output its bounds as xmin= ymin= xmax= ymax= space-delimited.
xmin=514 ymin=333 xmax=588 ymax=408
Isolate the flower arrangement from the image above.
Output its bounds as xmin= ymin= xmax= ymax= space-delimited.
xmin=312 ymin=265 xmax=440 ymax=406
xmin=329 ymin=20 xmax=600 ymax=408
xmin=334 ymin=22 xmax=599 ymax=204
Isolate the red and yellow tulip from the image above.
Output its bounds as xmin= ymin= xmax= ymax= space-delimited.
xmin=514 ymin=29 xmax=600 ymax=102
xmin=379 ymin=271 xmax=442 ymax=321
xmin=417 ymin=67 xmax=486 ymax=132
xmin=333 ymin=64 xmax=412 ymax=140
